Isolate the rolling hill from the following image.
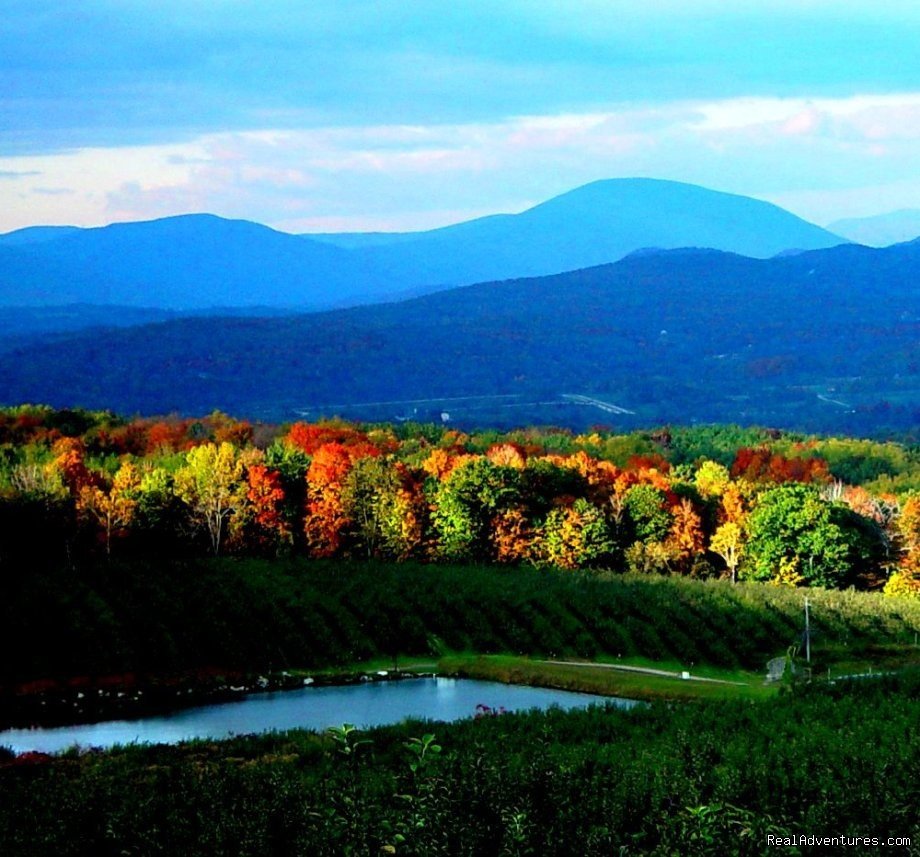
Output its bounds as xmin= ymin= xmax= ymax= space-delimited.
xmin=0 ymin=179 xmax=846 ymax=312
xmin=0 ymin=240 xmax=916 ymax=435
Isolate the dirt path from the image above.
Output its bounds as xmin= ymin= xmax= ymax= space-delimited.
xmin=537 ymin=659 xmax=748 ymax=686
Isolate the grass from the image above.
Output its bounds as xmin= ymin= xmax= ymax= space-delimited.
xmin=438 ymin=653 xmax=778 ymax=702
xmin=814 ymin=642 xmax=920 ymax=677
xmin=292 ymin=640 xmax=920 ymax=704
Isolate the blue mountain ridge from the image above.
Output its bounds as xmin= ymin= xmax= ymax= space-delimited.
xmin=0 ymin=178 xmax=846 ymax=311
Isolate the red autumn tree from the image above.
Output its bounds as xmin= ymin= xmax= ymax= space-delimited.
xmin=245 ymin=464 xmax=290 ymax=549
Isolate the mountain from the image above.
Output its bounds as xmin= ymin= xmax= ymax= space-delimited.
xmin=828 ymin=209 xmax=920 ymax=247
xmin=1 ymin=240 xmax=916 ymax=435
xmin=0 ymin=225 xmax=84 ymax=247
xmin=0 ymin=215 xmax=385 ymax=310
xmin=0 ymin=179 xmax=846 ymax=312
xmin=312 ymin=178 xmax=847 ymax=287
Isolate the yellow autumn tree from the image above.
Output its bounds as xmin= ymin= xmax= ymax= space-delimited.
xmin=709 ymin=521 xmax=745 ymax=583
xmin=78 ymin=461 xmax=141 ymax=556
xmin=175 ymin=442 xmax=246 ymax=555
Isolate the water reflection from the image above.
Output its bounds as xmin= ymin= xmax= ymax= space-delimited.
xmin=0 ymin=678 xmax=637 ymax=754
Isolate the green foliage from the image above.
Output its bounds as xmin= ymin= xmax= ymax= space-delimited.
xmin=2 ymin=559 xmax=918 ymax=688
xmin=326 ymin=723 xmax=372 ymax=758
xmin=431 ymin=458 xmax=521 ymax=561
xmin=743 ymin=484 xmax=883 ymax=587
xmin=264 ymin=440 xmax=311 ymax=486
xmin=624 ymin=484 xmax=671 ymax=543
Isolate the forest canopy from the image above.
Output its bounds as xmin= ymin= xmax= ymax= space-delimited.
xmin=1 ymin=405 xmax=919 ymax=596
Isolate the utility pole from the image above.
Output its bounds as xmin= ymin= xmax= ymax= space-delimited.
xmin=804 ymin=597 xmax=811 ymax=664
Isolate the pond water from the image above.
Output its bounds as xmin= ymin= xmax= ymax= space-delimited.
xmin=1 ymin=678 xmax=637 ymax=754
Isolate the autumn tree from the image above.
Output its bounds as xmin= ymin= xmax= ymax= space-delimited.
xmin=693 ymin=460 xmax=731 ymax=499
xmin=304 ymin=442 xmax=381 ymax=557
xmin=486 ymin=443 xmax=526 ymax=469
xmin=884 ymin=494 xmax=920 ymax=598
xmin=77 ymin=461 xmax=140 ymax=556
xmin=241 ymin=463 xmax=291 ymax=553
xmin=666 ymin=497 xmax=704 ymax=571
xmin=175 ymin=442 xmax=246 ymax=555
xmin=46 ymin=437 xmax=94 ymax=496
xmin=539 ymin=499 xmax=614 ymax=570
xmin=709 ymin=521 xmax=745 ymax=582
xmin=491 ymin=508 xmax=533 ymax=563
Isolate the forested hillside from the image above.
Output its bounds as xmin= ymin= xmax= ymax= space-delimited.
xmin=1 ymin=240 xmax=916 ymax=434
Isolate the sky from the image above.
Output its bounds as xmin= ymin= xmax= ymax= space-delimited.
xmin=1 ymin=0 xmax=918 ymax=234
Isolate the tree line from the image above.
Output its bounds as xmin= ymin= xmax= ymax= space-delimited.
xmin=1 ymin=405 xmax=919 ymax=595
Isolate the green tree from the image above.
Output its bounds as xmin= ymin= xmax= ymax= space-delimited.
xmin=742 ymin=483 xmax=877 ymax=587
xmin=431 ymin=458 xmax=521 ymax=561
xmin=342 ymin=456 xmax=421 ymax=559
xmin=624 ymin=484 xmax=671 ymax=544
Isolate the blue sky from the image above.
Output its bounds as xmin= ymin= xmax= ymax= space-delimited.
xmin=1 ymin=1 xmax=918 ymax=232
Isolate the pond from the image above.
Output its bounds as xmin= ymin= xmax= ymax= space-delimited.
xmin=0 ymin=678 xmax=637 ymax=754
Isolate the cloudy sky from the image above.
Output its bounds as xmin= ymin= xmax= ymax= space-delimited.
xmin=1 ymin=1 xmax=918 ymax=233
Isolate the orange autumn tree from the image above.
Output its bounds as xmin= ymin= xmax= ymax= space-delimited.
xmin=47 ymin=437 xmax=94 ymax=496
xmin=491 ymin=508 xmax=533 ymax=563
xmin=286 ymin=421 xmax=371 ymax=455
xmin=666 ymin=497 xmax=704 ymax=572
xmin=486 ymin=443 xmax=527 ymax=469
xmin=422 ymin=448 xmax=458 ymax=481
xmin=731 ymin=447 xmax=830 ymax=484
xmin=304 ymin=441 xmax=379 ymax=557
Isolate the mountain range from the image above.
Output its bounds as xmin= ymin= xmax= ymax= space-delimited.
xmin=1 ymin=239 xmax=916 ymax=435
xmin=0 ymin=178 xmax=846 ymax=313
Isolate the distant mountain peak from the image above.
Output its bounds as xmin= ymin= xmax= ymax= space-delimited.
xmin=1 ymin=177 xmax=846 ymax=311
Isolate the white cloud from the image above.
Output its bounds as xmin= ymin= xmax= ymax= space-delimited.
xmin=0 ymin=91 xmax=917 ymax=232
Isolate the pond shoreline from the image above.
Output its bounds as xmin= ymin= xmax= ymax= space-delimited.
xmin=0 ymin=677 xmax=626 ymax=756
xmin=0 ymin=667 xmax=435 ymax=733
xmin=2 ymin=649 xmax=777 ymax=737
